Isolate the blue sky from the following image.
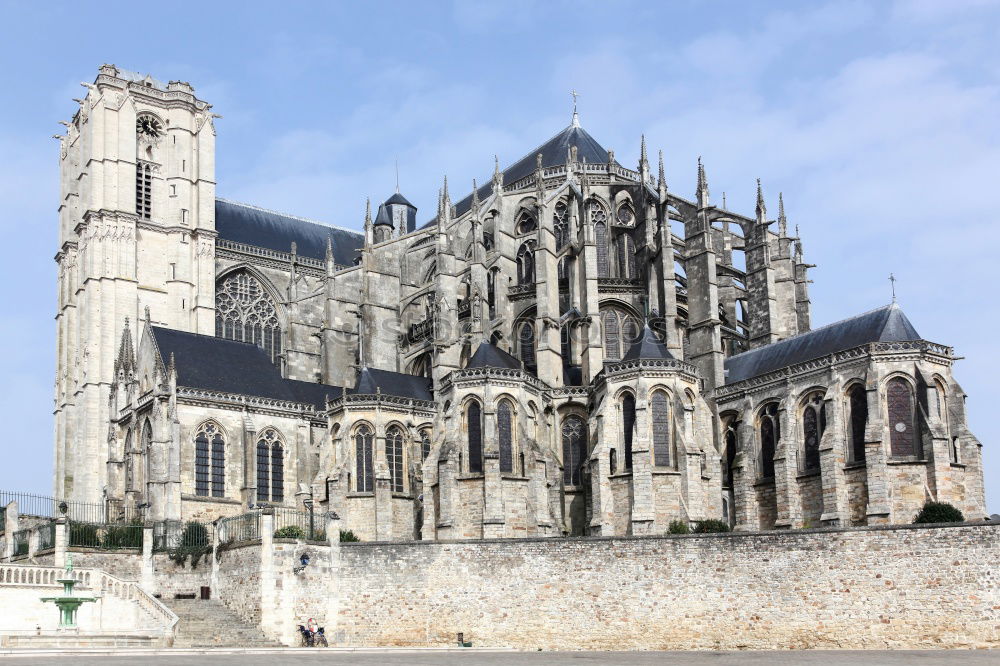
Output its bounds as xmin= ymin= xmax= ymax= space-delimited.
xmin=1 ymin=0 xmax=998 ymax=511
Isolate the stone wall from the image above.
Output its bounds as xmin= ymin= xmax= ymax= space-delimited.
xmin=212 ymin=541 xmax=262 ymax=627
xmin=332 ymin=523 xmax=1000 ymax=650
xmin=152 ymin=553 xmax=211 ymax=599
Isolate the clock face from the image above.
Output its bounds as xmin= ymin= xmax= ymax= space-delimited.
xmin=136 ymin=115 xmax=162 ymax=138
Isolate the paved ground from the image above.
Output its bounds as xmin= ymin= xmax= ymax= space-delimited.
xmin=2 ymin=651 xmax=998 ymax=665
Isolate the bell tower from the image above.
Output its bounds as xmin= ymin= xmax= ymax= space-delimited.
xmin=53 ymin=65 xmax=217 ymax=501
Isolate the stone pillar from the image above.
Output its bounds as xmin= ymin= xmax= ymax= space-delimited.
xmin=864 ymin=382 xmax=891 ymax=524
xmin=258 ymin=509 xmax=278 ymax=641
xmin=373 ymin=427 xmax=393 ymax=541
xmin=629 ymin=384 xmax=654 ymax=534
xmin=819 ymin=392 xmax=847 ymax=526
xmin=141 ymin=523 xmax=155 ymax=594
xmin=3 ymin=502 xmax=18 ymax=560
xmin=772 ymin=405 xmax=799 ymax=528
xmin=53 ymin=517 xmax=67 ymax=568
xmin=27 ymin=528 xmax=38 ymax=559
xmin=325 ymin=512 xmax=342 ymax=645
xmin=732 ymin=418 xmax=759 ymax=530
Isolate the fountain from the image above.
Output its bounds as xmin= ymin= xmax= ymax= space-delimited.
xmin=40 ymin=555 xmax=97 ymax=628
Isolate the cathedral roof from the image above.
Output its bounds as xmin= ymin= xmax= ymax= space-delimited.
xmin=384 ymin=192 xmax=415 ymax=208
xmin=373 ymin=203 xmax=393 ymax=226
xmin=150 ymin=326 xmax=339 ymax=407
xmin=466 ymin=341 xmax=523 ymax=370
xmin=423 ymin=122 xmax=612 ymax=226
xmin=621 ymin=325 xmax=674 ymax=362
xmin=350 ymin=367 xmax=433 ymax=401
xmin=215 ymin=198 xmax=363 ymax=265
xmin=723 ymin=303 xmax=921 ymax=384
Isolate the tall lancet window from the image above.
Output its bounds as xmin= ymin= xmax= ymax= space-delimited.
xmin=355 ymin=425 xmax=374 ymax=493
xmin=215 ymin=271 xmax=283 ymax=365
xmin=622 ymin=392 xmax=636 ymax=470
xmin=256 ymin=428 xmax=284 ymax=503
xmin=759 ymin=403 xmax=779 ymax=480
xmin=467 ymin=401 xmax=483 ymax=474
xmin=386 ymin=426 xmax=405 ymax=493
xmin=135 ymin=114 xmax=161 ymax=220
xmin=617 ymin=234 xmax=637 ymax=279
xmin=651 ymin=390 xmax=671 ymax=467
xmin=887 ymin=377 xmax=917 ymax=457
xmin=195 ymin=422 xmax=225 ymax=498
xmin=561 ymin=415 xmax=587 ymax=486
xmin=593 ymin=202 xmax=610 ymax=277
xmin=801 ymin=393 xmax=826 ymax=472
xmin=498 ymin=400 xmax=514 ymax=474
xmin=848 ymin=384 xmax=868 ymax=463
xmin=554 ymin=201 xmax=569 ymax=249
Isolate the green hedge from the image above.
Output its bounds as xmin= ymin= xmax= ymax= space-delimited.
xmin=913 ymin=501 xmax=965 ymax=524
xmin=693 ymin=519 xmax=731 ymax=533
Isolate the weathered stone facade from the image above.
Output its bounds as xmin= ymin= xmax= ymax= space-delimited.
xmin=53 ymin=65 xmax=986 ymax=542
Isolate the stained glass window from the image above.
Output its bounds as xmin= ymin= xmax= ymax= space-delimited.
xmin=355 ymin=425 xmax=374 ymax=493
xmin=518 ymin=322 xmax=536 ymax=368
xmin=561 ymin=415 xmax=587 ymax=486
xmin=467 ymin=402 xmax=483 ymax=474
xmin=651 ymin=391 xmax=671 ymax=467
xmin=848 ymin=385 xmax=867 ymax=463
xmin=215 ymin=271 xmax=282 ymax=366
xmin=603 ymin=310 xmax=620 ymax=360
xmin=887 ymin=378 xmax=916 ymax=457
xmin=759 ymin=404 xmax=778 ymax=479
xmin=421 ymin=430 xmax=431 ymax=461
xmin=256 ymin=441 xmax=269 ymax=502
xmin=386 ymin=426 xmax=405 ymax=493
xmin=554 ymin=202 xmax=569 ymax=248
xmin=622 ymin=393 xmax=636 ymax=470
xmin=498 ymin=401 xmax=514 ymax=474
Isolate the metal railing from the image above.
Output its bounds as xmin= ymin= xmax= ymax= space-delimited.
xmin=0 ymin=506 xmax=5 ymax=535
xmin=152 ymin=520 xmax=212 ymax=553
xmin=217 ymin=512 xmax=261 ymax=544
xmin=68 ymin=521 xmax=143 ymax=550
xmin=37 ymin=522 xmax=56 ymax=551
xmin=0 ymin=491 xmax=144 ymax=524
xmin=12 ymin=530 xmax=29 ymax=557
xmin=272 ymin=508 xmax=324 ymax=541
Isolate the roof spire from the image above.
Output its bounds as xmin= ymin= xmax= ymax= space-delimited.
xmin=657 ymin=149 xmax=667 ymax=202
xmin=394 ymin=158 xmax=400 ymax=194
xmin=471 ymin=178 xmax=480 ymax=212
xmin=778 ymin=192 xmax=787 ymax=237
xmin=570 ymin=89 xmax=580 ymax=127
xmin=639 ymin=134 xmax=649 ymax=182
xmin=363 ymin=198 xmax=372 ymax=245
xmin=696 ymin=157 xmax=709 ymax=208
xmin=492 ymin=154 xmax=503 ymax=191
xmin=756 ymin=178 xmax=766 ymax=221
xmin=640 ymin=134 xmax=648 ymax=163
xmin=889 ymin=273 xmax=897 ymax=303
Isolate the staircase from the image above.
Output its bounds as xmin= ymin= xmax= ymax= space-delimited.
xmin=163 ymin=598 xmax=284 ymax=648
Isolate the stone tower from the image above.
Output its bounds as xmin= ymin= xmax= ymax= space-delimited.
xmin=53 ymin=65 xmax=217 ymax=501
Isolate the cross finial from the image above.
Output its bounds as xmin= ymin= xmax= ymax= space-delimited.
xmin=570 ymin=89 xmax=580 ymax=127
xmin=889 ymin=273 xmax=897 ymax=302
xmin=394 ymin=158 xmax=399 ymax=194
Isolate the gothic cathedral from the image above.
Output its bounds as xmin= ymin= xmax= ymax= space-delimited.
xmin=52 ymin=66 xmax=986 ymax=540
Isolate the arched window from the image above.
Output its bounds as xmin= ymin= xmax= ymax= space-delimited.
xmin=420 ymin=429 xmax=431 ymax=461
xmin=517 ymin=211 xmax=537 ymax=234
xmin=622 ymin=393 xmax=636 ymax=470
xmin=616 ymin=234 xmax=637 ymax=279
xmin=498 ymin=400 xmax=514 ymax=474
xmin=354 ymin=425 xmax=374 ymax=493
xmin=517 ymin=321 xmax=536 ymax=369
xmin=561 ymin=415 xmax=587 ymax=486
xmin=124 ymin=429 xmax=135 ymax=491
xmin=722 ymin=422 xmax=738 ymax=488
xmin=609 ymin=449 xmax=618 ymax=475
xmin=517 ymin=242 xmax=535 ymax=285
xmin=215 ymin=271 xmax=282 ymax=366
xmin=467 ymin=402 xmax=483 ymax=474
xmin=136 ymin=162 xmax=153 ymax=220
xmin=593 ymin=203 xmax=610 ymax=277
xmin=616 ymin=202 xmax=634 ymax=226
xmin=602 ymin=308 xmax=640 ymax=360
xmin=195 ymin=422 xmax=224 ymax=497
xmin=554 ymin=201 xmax=569 ymax=248
xmin=801 ymin=393 xmax=825 ymax=472
xmin=256 ymin=429 xmax=284 ymax=503
xmin=759 ymin=403 xmax=779 ymax=480
xmin=651 ymin=390 xmax=671 ymax=467
xmin=386 ymin=426 xmax=405 ymax=493
xmin=847 ymin=384 xmax=868 ymax=463
xmin=887 ymin=377 xmax=917 ymax=457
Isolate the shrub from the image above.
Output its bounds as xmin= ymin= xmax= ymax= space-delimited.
xmin=339 ymin=529 xmax=361 ymax=542
xmin=693 ymin=519 xmax=731 ymax=534
xmin=274 ymin=525 xmax=305 ymax=539
xmin=102 ymin=518 xmax=144 ymax=550
xmin=913 ymin=501 xmax=965 ymax=525
xmin=169 ymin=521 xmax=212 ymax=568
xmin=667 ymin=520 xmax=690 ymax=534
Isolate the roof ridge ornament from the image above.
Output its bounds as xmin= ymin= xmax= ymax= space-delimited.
xmin=570 ymin=89 xmax=580 ymax=127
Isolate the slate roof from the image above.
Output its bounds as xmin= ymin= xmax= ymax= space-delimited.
xmin=621 ymin=325 xmax=674 ymax=362
xmin=422 ymin=122 xmax=613 ymax=227
xmin=150 ymin=326 xmax=340 ymax=408
xmin=723 ymin=304 xmax=922 ymax=384
xmin=374 ymin=203 xmax=393 ymax=226
xmin=349 ymin=367 xmax=433 ymax=401
xmin=215 ymin=198 xmax=363 ymax=265
xmin=467 ymin=341 xmax=523 ymax=370
xmin=385 ymin=192 xmax=415 ymax=207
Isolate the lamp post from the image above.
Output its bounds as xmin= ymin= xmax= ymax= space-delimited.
xmin=303 ymin=497 xmax=314 ymax=540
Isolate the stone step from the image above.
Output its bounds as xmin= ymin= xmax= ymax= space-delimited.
xmin=161 ymin=599 xmax=284 ymax=648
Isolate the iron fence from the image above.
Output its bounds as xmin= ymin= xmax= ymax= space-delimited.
xmin=37 ymin=522 xmax=56 ymax=551
xmin=152 ymin=520 xmax=212 ymax=553
xmin=68 ymin=521 xmax=143 ymax=550
xmin=0 ymin=491 xmax=144 ymax=524
xmin=12 ymin=529 xmax=29 ymax=557
xmin=217 ymin=512 xmax=261 ymax=544
xmin=0 ymin=506 xmax=5 ymax=535
xmin=272 ymin=508 xmax=324 ymax=541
